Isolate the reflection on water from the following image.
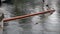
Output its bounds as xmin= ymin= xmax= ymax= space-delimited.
xmin=3 ymin=0 xmax=60 ymax=34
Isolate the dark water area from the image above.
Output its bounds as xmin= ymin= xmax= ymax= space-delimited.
xmin=0 ymin=0 xmax=59 ymax=34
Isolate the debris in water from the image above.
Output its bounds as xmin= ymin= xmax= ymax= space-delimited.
xmin=35 ymin=23 xmax=38 ymax=24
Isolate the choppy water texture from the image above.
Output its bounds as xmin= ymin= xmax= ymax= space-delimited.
xmin=0 ymin=0 xmax=60 ymax=34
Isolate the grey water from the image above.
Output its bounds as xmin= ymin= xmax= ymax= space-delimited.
xmin=2 ymin=0 xmax=60 ymax=34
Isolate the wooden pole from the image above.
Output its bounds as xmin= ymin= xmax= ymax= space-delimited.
xmin=3 ymin=10 xmax=55 ymax=22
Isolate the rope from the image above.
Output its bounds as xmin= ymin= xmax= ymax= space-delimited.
xmin=3 ymin=10 xmax=55 ymax=22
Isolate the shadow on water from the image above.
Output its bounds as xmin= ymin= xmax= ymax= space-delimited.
xmin=11 ymin=4 xmax=32 ymax=24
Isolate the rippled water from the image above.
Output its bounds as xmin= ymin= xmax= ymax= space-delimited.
xmin=2 ymin=0 xmax=60 ymax=34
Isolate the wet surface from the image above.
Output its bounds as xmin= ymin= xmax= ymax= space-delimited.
xmin=0 ymin=28 xmax=3 ymax=34
xmin=2 ymin=0 xmax=60 ymax=34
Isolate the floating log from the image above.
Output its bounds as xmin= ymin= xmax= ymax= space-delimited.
xmin=3 ymin=10 xmax=55 ymax=22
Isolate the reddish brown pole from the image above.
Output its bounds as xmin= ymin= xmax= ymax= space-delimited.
xmin=3 ymin=10 xmax=55 ymax=22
